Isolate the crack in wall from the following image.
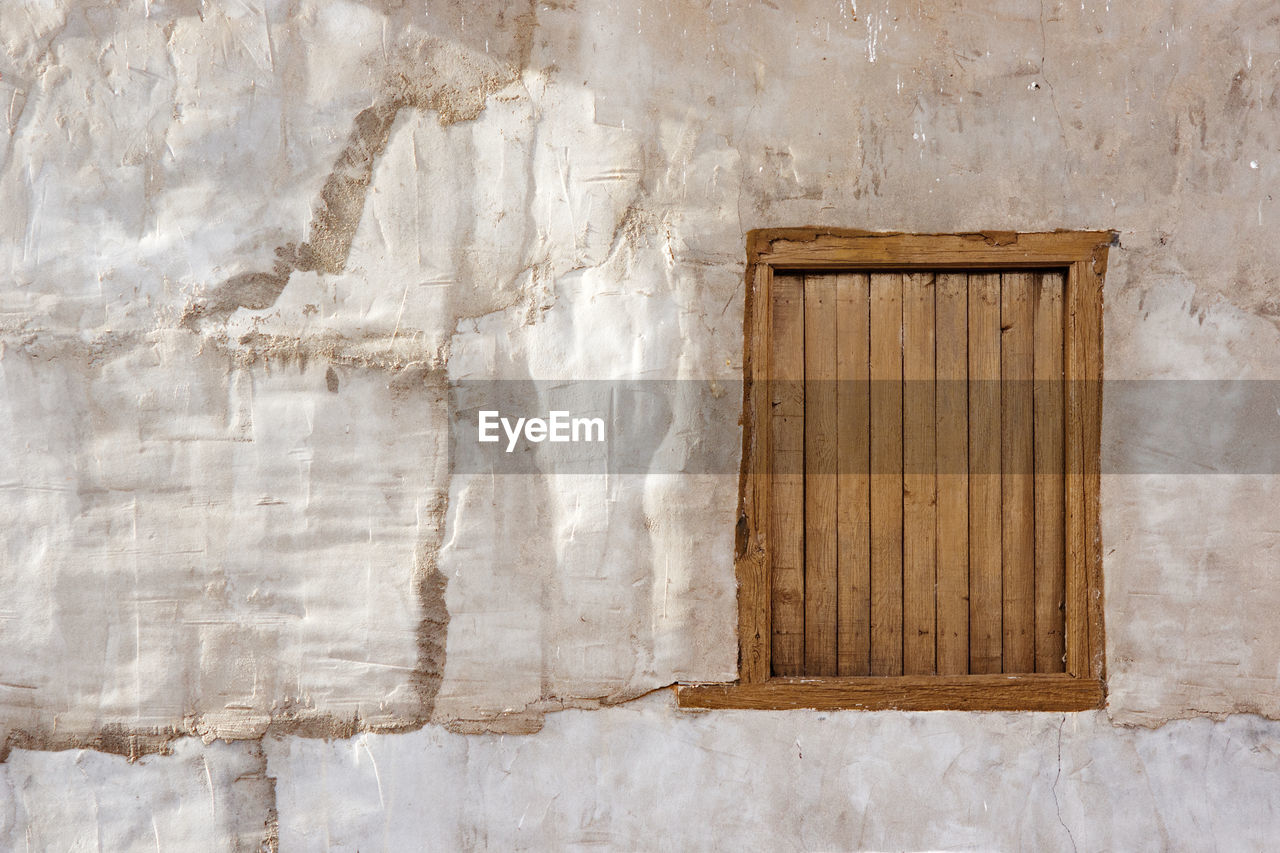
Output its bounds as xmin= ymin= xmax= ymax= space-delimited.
xmin=1052 ymin=715 xmax=1078 ymax=853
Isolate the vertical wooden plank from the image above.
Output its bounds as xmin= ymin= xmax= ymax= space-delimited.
xmin=804 ymin=275 xmax=839 ymax=676
xmin=836 ymin=273 xmax=872 ymax=676
xmin=739 ymin=264 xmax=772 ymax=683
xmin=770 ymin=273 xmax=805 ymax=676
xmin=1064 ymin=263 xmax=1089 ymax=677
xmin=1033 ymin=271 xmax=1066 ymax=674
xmin=1001 ymin=273 xmax=1036 ymax=673
xmin=968 ymin=272 xmax=1003 ymax=674
xmin=870 ymin=273 xmax=904 ymax=676
xmin=902 ymin=273 xmax=937 ymax=675
xmin=935 ymin=273 xmax=969 ymax=675
xmin=1081 ymin=255 xmax=1106 ymax=681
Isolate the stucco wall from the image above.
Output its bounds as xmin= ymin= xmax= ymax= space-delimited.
xmin=3 ymin=0 xmax=1280 ymax=848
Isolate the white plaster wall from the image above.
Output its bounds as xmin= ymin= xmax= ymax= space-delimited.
xmin=1 ymin=738 xmax=274 ymax=850
xmin=267 ymin=694 xmax=1280 ymax=852
xmin=3 ymin=0 xmax=1280 ymax=848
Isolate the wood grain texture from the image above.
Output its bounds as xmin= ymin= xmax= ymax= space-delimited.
xmin=735 ymin=232 xmax=1108 ymax=704
xmin=737 ymin=264 xmax=772 ymax=683
xmin=835 ymin=273 xmax=872 ymax=676
xmin=934 ymin=273 xmax=969 ymax=675
xmin=902 ymin=272 xmax=936 ymax=675
xmin=1033 ymin=271 xmax=1066 ymax=674
xmin=1081 ymin=255 xmax=1107 ymax=681
xmin=1064 ymin=264 xmax=1088 ymax=678
xmin=1000 ymin=272 xmax=1036 ymax=673
xmin=770 ymin=272 xmax=805 ymax=676
xmin=756 ymin=230 xmax=1113 ymax=270
xmin=968 ymin=272 xmax=1003 ymax=674
xmin=676 ymin=674 xmax=1105 ymax=711
xmin=869 ymin=273 xmax=904 ymax=676
xmin=803 ymin=275 xmax=838 ymax=676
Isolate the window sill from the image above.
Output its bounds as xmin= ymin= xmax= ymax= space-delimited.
xmin=675 ymin=674 xmax=1105 ymax=711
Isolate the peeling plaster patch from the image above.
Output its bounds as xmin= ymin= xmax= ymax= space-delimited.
xmin=0 ymin=331 xmax=449 ymax=745
xmin=0 ymin=737 xmax=275 ymax=850
xmin=182 ymin=28 xmax=537 ymax=329
xmin=430 ymin=235 xmax=740 ymax=729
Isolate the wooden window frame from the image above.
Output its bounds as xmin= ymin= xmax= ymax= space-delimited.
xmin=677 ymin=229 xmax=1110 ymax=711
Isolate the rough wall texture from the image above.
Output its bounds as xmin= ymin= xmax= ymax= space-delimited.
xmin=266 ymin=695 xmax=1280 ymax=851
xmin=3 ymin=0 xmax=1280 ymax=847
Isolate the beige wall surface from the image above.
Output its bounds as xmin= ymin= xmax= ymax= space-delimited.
xmin=2 ymin=0 xmax=1280 ymax=848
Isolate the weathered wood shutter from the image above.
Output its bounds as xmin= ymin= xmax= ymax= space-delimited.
xmin=769 ymin=271 xmax=1067 ymax=678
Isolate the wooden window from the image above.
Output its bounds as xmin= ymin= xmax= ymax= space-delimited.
xmin=678 ymin=231 xmax=1109 ymax=711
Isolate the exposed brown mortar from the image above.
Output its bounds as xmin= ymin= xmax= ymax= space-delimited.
xmin=241 ymin=740 xmax=280 ymax=853
xmin=0 ymin=326 xmax=445 ymax=375
xmin=412 ymin=493 xmax=451 ymax=720
xmin=0 ymin=710 xmax=437 ymax=765
xmin=0 ymin=724 xmax=185 ymax=765
xmin=207 ymin=328 xmax=450 ymax=373
xmin=0 ymin=686 xmax=681 ymax=764
xmin=7 ymin=692 xmax=1279 ymax=767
